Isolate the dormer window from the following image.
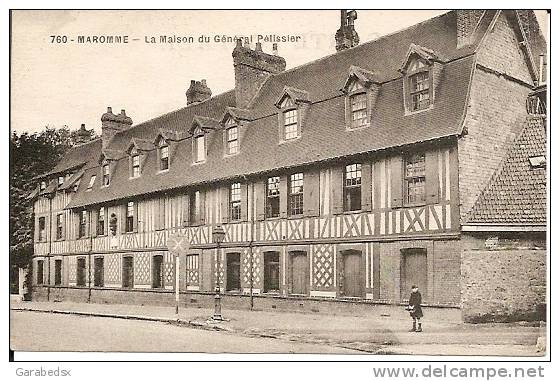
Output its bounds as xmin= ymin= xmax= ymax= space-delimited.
xmin=40 ymin=181 xmax=46 ymax=190
xmin=275 ymin=87 xmax=310 ymax=142
xmin=225 ymin=118 xmax=239 ymax=155
xmin=131 ymin=154 xmax=141 ymax=178
xmin=349 ymin=88 xmax=368 ymax=128
xmin=342 ymin=66 xmax=380 ymax=130
xmin=159 ymin=142 xmax=169 ymax=171
xmin=409 ymin=69 xmax=430 ymax=111
xmin=86 ymin=175 xmax=96 ymax=191
xmin=283 ymin=107 xmax=298 ymax=140
xmin=194 ymin=134 xmax=206 ymax=163
xmin=102 ymin=164 xmax=110 ymax=186
xmin=58 ymin=176 xmax=64 ymax=187
xmin=400 ymin=45 xmax=440 ymax=114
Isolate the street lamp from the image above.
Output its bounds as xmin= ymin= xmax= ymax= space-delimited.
xmin=212 ymin=225 xmax=226 ymax=321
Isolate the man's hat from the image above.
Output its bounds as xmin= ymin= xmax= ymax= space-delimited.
xmin=411 ymin=285 xmax=417 ymax=289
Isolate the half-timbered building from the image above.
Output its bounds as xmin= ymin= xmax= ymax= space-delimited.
xmin=28 ymin=10 xmax=547 ymax=322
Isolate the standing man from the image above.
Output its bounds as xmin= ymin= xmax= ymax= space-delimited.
xmin=407 ymin=285 xmax=423 ymax=332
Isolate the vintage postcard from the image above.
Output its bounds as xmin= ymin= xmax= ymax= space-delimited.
xmin=9 ymin=8 xmax=548 ymax=366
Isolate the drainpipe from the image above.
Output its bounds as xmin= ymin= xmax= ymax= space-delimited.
xmin=87 ymin=209 xmax=93 ymax=303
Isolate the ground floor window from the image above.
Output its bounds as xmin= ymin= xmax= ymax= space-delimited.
xmin=264 ymin=252 xmax=280 ymax=293
xmin=186 ymin=254 xmax=199 ymax=287
xmin=36 ymin=260 xmax=44 ymax=285
xmin=122 ymin=256 xmax=134 ymax=288
xmin=400 ymin=248 xmax=427 ymax=300
xmin=152 ymin=255 xmax=164 ymax=288
xmin=226 ymin=253 xmax=241 ymax=291
xmin=290 ymin=251 xmax=308 ymax=295
xmin=76 ymin=257 xmax=86 ymax=286
xmin=54 ymin=259 xmax=62 ymax=286
xmin=94 ymin=257 xmax=104 ymax=287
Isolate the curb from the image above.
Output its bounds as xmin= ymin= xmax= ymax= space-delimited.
xmin=11 ymin=307 xmax=232 ymax=333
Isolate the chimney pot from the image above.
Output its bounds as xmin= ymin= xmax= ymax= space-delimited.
xmin=120 ymin=109 xmax=126 ymax=116
xmin=186 ymin=79 xmax=212 ymax=105
xmin=335 ymin=10 xmax=360 ymax=51
xmin=255 ymin=42 xmax=262 ymax=52
xmin=272 ymin=43 xmax=278 ymax=55
xmin=107 ymin=106 xmax=112 ymax=113
xmin=236 ymin=38 xmax=243 ymax=48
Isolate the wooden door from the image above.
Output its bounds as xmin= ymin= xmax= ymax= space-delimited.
xmin=400 ymin=249 xmax=427 ymax=300
xmin=226 ymin=253 xmax=240 ymax=291
xmin=291 ymin=252 xmax=308 ymax=295
xmin=342 ymin=251 xmax=363 ymax=297
xmin=122 ymin=256 xmax=134 ymax=288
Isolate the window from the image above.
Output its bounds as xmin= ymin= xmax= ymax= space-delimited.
xmin=56 ymin=214 xmax=63 ymax=240
xmin=102 ymin=164 xmax=110 ymax=186
xmin=405 ymin=153 xmax=426 ymax=204
xmin=283 ymin=109 xmax=298 ymax=140
xmin=126 ymin=201 xmax=135 ymax=233
xmin=225 ymin=118 xmax=239 ymax=155
xmin=409 ymin=71 xmax=430 ymax=111
xmin=97 ymin=207 xmax=105 ymax=236
xmin=194 ymin=135 xmax=205 ymax=162
xmin=344 ymin=164 xmax=362 ymax=212
xmin=229 ymin=182 xmax=241 ymax=221
xmin=159 ymin=144 xmax=169 ymax=171
xmin=54 ymin=259 xmax=62 ymax=286
xmin=40 ymin=181 xmax=46 ymax=190
xmin=266 ymin=176 xmax=280 ymax=218
xmin=77 ymin=257 xmax=86 ymax=286
xmin=94 ymin=257 xmax=104 ymax=287
xmin=152 ymin=255 xmax=164 ymax=288
xmin=226 ymin=253 xmax=241 ymax=291
xmin=264 ymin=252 xmax=280 ymax=293
xmin=78 ymin=210 xmax=87 ymax=238
xmin=86 ymin=175 xmax=96 ymax=191
xmin=38 ymin=217 xmax=46 ymax=242
xmin=350 ymin=93 xmax=368 ymax=128
xmin=186 ymin=254 xmax=199 ymax=287
xmin=37 ymin=260 xmax=44 ymax=285
xmin=58 ymin=176 xmax=64 ymax=187
xmin=122 ymin=256 xmax=134 ymax=288
xmin=131 ymin=154 xmax=140 ymax=178
xmin=189 ymin=191 xmax=200 ymax=225
xmin=288 ymin=173 xmax=304 ymax=216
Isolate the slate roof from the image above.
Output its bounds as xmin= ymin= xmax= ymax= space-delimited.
xmin=30 ymin=10 xmax=544 ymax=209
xmin=467 ymin=116 xmax=547 ymax=225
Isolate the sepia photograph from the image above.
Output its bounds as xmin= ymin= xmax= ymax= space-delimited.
xmin=8 ymin=7 xmax=549 ymax=367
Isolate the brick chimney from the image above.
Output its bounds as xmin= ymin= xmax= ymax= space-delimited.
xmin=232 ymin=39 xmax=286 ymax=108
xmin=335 ymin=10 xmax=359 ymax=51
xmin=186 ymin=79 xmax=212 ymax=105
xmin=101 ymin=107 xmax=133 ymax=150
xmin=456 ymin=10 xmax=485 ymax=48
xmin=75 ymin=123 xmax=90 ymax=145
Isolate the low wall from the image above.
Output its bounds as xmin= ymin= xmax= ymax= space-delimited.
xmin=31 ymin=286 xmax=461 ymax=322
xmin=461 ymin=249 xmax=546 ymax=322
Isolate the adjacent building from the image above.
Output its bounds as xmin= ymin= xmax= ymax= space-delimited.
xmin=28 ymin=10 xmax=547 ymax=322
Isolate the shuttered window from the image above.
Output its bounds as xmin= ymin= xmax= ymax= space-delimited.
xmin=230 ymin=183 xmax=241 ymax=221
xmin=266 ymin=176 xmax=280 ymax=218
xmin=288 ymin=173 xmax=304 ymax=216
xmin=405 ymin=153 xmax=426 ymax=204
xmin=97 ymin=207 xmax=105 ymax=235
xmin=56 ymin=214 xmax=63 ymax=240
xmin=126 ymin=202 xmax=135 ymax=233
xmin=344 ymin=164 xmax=362 ymax=212
xmin=78 ymin=210 xmax=87 ymax=238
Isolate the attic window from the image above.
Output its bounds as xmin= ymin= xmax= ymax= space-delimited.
xmin=279 ymin=97 xmax=300 ymax=141
xmin=86 ymin=175 xmax=96 ymax=191
xmin=58 ymin=176 xmax=64 ymax=187
xmin=158 ymin=140 xmax=169 ymax=171
xmin=528 ymin=155 xmax=546 ymax=168
xmin=40 ymin=181 xmax=46 ymax=190
xmin=224 ymin=118 xmax=239 ymax=155
xmin=102 ymin=164 xmax=110 ymax=186
xmin=404 ymin=58 xmax=433 ymax=113
xmin=131 ymin=154 xmax=141 ymax=178
xmin=194 ymin=134 xmax=206 ymax=163
xmin=350 ymin=93 xmax=367 ymax=128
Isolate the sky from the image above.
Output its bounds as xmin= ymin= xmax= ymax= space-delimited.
xmin=10 ymin=10 xmax=548 ymax=135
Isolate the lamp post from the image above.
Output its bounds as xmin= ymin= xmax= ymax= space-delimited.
xmin=212 ymin=225 xmax=226 ymax=321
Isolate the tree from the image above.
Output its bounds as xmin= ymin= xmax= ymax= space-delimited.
xmin=10 ymin=125 xmax=96 ymax=292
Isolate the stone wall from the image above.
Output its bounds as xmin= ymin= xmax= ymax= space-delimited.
xmin=461 ymin=240 xmax=546 ymax=322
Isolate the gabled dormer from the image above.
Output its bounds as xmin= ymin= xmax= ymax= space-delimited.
xmin=399 ymin=43 xmax=444 ymax=115
xmin=125 ymin=138 xmax=154 ymax=179
xmin=220 ymin=107 xmax=251 ymax=156
xmin=153 ymin=129 xmax=189 ymax=172
xmin=341 ymin=65 xmax=381 ymax=130
xmin=274 ymin=86 xmax=311 ymax=143
xmin=190 ymin=116 xmax=220 ymax=164
xmin=98 ymin=149 xmax=122 ymax=187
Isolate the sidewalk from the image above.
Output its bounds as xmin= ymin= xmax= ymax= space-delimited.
xmin=11 ymin=300 xmax=544 ymax=356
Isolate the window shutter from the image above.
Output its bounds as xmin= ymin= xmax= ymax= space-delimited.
xmin=182 ymin=194 xmax=190 ymax=227
xmin=61 ymin=214 xmax=66 ymax=240
xmin=120 ymin=204 xmax=127 ymax=233
xmin=425 ymin=149 xmax=440 ymax=204
xmin=85 ymin=211 xmax=91 ymax=237
xmin=75 ymin=212 xmax=82 ymax=239
xmin=133 ymin=203 xmax=139 ymax=232
xmin=199 ymin=190 xmax=206 ymax=225
xmin=91 ymin=209 xmax=98 ymax=237
xmin=331 ymin=166 xmax=344 ymax=215
xmin=254 ymin=180 xmax=266 ymax=221
xmin=220 ymin=185 xmax=230 ymax=223
xmin=361 ymin=162 xmax=373 ymax=212
xmin=34 ymin=217 xmax=40 ymax=242
xmin=240 ymin=182 xmax=248 ymax=221
xmin=279 ymin=175 xmax=288 ymax=218
xmin=390 ymin=156 xmax=404 ymax=208
xmin=304 ymin=169 xmax=320 ymax=217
